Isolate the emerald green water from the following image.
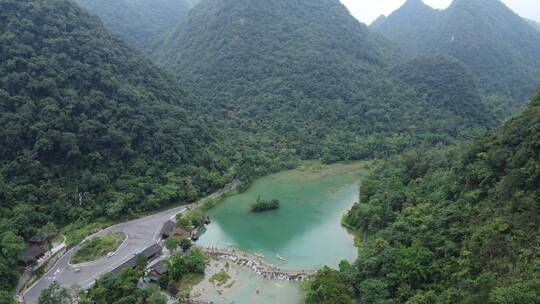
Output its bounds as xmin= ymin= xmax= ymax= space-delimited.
xmin=198 ymin=162 xmax=367 ymax=270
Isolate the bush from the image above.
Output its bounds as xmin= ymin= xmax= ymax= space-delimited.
xmin=71 ymin=232 xmax=125 ymax=264
xmin=250 ymin=196 xmax=280 ymax=212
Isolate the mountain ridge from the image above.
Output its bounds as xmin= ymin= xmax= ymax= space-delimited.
xmin=339 ymin=87 xmax=540 ymax=303
xmin=156 ymin=0 xmax=494 ymax=163
xmin=372 ymin=0 xmax=540 ymax=106
xmin=75 ymin=0 xmax=195 ymax=52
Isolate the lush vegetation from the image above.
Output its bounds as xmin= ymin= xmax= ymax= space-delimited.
xmin=308 ymin=90 xmax=540 ymax=303
xmin=164 ymin=236 xmax=192 ymax=252
xmin=1 ymin=0 xmax=538 ymax=302
xmin=71 ymin=232 xmax=125 ymax=264
xmin=209 ymin=270 xmax=231 ymax=286
xmin=168 ymin=249 xmax=207 ymax=281
xmin=250 ymin=196 xmax=280 ymax=212
xmin=392 ymin=55 xmax=496 ymax=124
xmin=157 ymin=0 xmax=495 ymax=165
xmin=0 ymin=0 xmax=236 ymax=296
xmin=0 ymin=0 xmax=236 ymax=238
xmin=304 ymin=266 xmax=354 ymax=304
xmin=0 ymin=1 xmax=299 ymax=296
xmin=372 ymin=0 xmax=540 ymax=106
xmin=371 ymin=0 xmax=439 ymax=55
xmin=0 ymin=231 xmax=25 ymax=299
xmin=39 ymin=256 xmax=166 ymax=304
xmin=176 ymin=209 xmax=208 ymax=231
xmin=37 ymin=249 xmax=207 ymax=303
xmin=75 ymin=0 xmax=195 ymax=53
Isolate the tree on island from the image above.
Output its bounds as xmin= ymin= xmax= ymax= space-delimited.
xmin=250 ymin=196 xmax=280 ymax=212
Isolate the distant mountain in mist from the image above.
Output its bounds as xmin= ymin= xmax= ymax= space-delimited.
xmin=75 ymin=0 xmax=195 ymax=53
xmin=372 ymin=0 xmax=540 ymax=107
xmin=526 ymin=18 xmax=540 ymax=31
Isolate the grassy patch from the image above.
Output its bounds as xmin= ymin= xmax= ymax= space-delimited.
xmin=71 ymin=232 xmax=125 ymax=264
xmin=201 ymin=197 xmax=220 ymax=210
xmin=209 ymin=270 xmax=231 ymax=286
xmin=63 ymin=220 xmax=114 ymax=247
xmin=297 ymin=160 xmax=326 ymax=172
xmin=51 ymin=234 xmax=65 ymax=245
xmin=175 ymin=273 xmax=205 ymax=298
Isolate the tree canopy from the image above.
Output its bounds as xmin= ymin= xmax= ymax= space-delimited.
xmin=373 ymin=0 xmax=540 ymax=107
xmin=335 ymin=89 xmax=540 ymax=303
xmin=75 ymin=0 xmax=195 ymax=53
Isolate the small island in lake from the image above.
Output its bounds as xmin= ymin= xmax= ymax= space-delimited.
xmin=250 ymin=196 xmax=280 ymax=212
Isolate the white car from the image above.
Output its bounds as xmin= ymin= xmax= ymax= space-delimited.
xmin=74 ymin=268 xmax=81 ymax=273
xmin=106 ymin=252 xmax=115 ymax=258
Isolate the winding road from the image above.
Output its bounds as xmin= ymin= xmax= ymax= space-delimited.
xmin=23 ymin=180 xmax=240 ymax=304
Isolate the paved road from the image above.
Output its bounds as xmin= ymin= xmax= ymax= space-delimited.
xmin=22 ymin=206 xmax=185 ymax=304
xmin=22 ymin=179 xmax=240 ymax=304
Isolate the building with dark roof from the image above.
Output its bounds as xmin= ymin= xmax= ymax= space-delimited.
xmin=149 ymin=260 xmax=168 ymax=276
xmin=110 ymin=244 xmax=162 ymax=275
xmin=110 ymin=256 xmax=138 ymax=275
xmin=160 ymin=220 xmax=176 ymax=239
xmin=20 ymin=245 xmax=45 ymax=266
xmin=28 ymin=235 xmax=45 ymax=246
xmin=141 ymin=243 xmax=162 ymax=259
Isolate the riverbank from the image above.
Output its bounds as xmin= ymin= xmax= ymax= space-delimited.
xmin=60 ymin=179 xmax=240 ymax=248
xmin=197 ymin=161 xmax=370 ymax=270
xmin=201 ymin=246 xmax=315 ymax=281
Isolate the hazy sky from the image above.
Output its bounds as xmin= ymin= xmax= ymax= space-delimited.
xmin=340 ymin=0 xmax=540 ymax=25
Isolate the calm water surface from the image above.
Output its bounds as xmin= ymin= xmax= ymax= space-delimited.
xmin=194 ymin=163 xmax=368 ymax=303
xmin=198 ymin=162 xmax=367 ymax=269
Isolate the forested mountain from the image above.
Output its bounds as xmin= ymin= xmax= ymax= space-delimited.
xmin=372 ymin=0 xmax=540 ymax=106
xmin=527 ymin=18 xmax=540 ymax=31
xmin=370 ymin=15 xmax=387 ymax=28
xmin=0 ymin=0 xmax=526 ymax=302
xmin=392 ymin=55 xmax=494 ymax=126
xmin=0 ymin=0 xmax=235 ymax=295
xmin=157 ymin=0 xmax=494 ymax=162
xmin=370 ymin=0 xmax=439 ymax=54
xmin=330 ymin=89 xmax=540 ymax=303
xmin=75 ymin=0 xmax=195 ymax=53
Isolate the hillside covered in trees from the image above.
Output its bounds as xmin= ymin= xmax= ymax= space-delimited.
xmin=1 ymin=0 xmax=539 ymax=303
xmin=0 ymin=0 xmax=238 ymax=296
xmin=75 ymin=0 xmax=196 ymax=53
xmin=372 ymin=0 xmax=540 ymax=108
xmin=156 ymin=0 xmax=495 ymax=163
xmin=325 ymin=89 xmax=540 ymax=303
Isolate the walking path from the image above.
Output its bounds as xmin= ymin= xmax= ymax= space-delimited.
xmin=200 ymin=247 xmax=315 ymax=281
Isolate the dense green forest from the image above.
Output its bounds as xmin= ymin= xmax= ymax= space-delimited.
xmin=1 ymin=0 xmax=539 ymax=302
xmin=371 ymin=0 xmax=439 ymax=56
xmin=157 ymin=0 xmax=496 ymax=163
xmin=391 ymin=55 xmax=496 ymax=124
xmin=75 ymin=0 xmax=196 ymax=53
xmin=0 ymin=0 xmax=237 ymax=234
xmin=306 ymin=90 xmax=540 ymax=303
xmin=372 ymin=0 xmax=540 ymax=107
xmin=0 ymin=0 xmax=237 ymax=297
